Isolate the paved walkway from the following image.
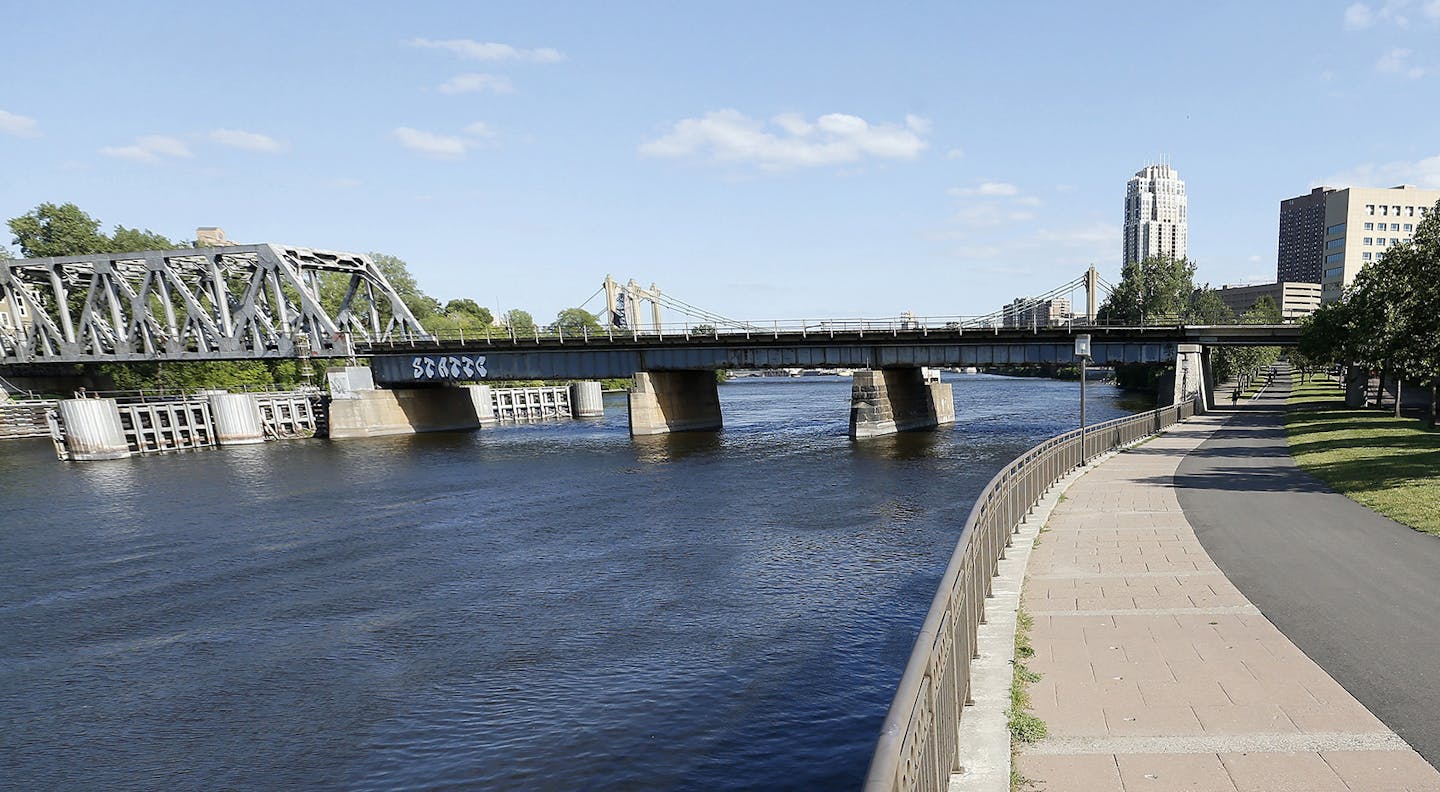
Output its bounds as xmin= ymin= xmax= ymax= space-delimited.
xmin=1015 ymin=404 xmax=1440 ymax=790
xmin=1179 ymin=369 xmax=1440 ymax=766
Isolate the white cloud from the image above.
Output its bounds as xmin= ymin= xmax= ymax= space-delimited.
xmin=1375 ymin=47 xmax=1425 ymax=77
xmin=406 ymin=38 xmax=564 ymax=63
xmin=1343 ymin=0 xmax=1440 ymax=27
xmin=950 ymin=181 xmax=1019 ymax=197
xmin=0 ymin=109 xmax=40 ymax=138
xmin=945 ymin=147 xmax=965 ymax=160
xmin=638 ymin=110 xmax=929 ymax=169
xmin=391 ymin=123 xmax=498 ymax=159
xmin=1323 ymin=154 xmax=1440 ymax=188
xmin=210 ymin=128 xmax=288 ymax=153
xmin=437 ymin=73 xmax=514 ymax=95
xmin=463 ymin=121 xmax=497 ymax=140
xmin=392 ymin=127 xmax=469 ymax=159
xmin=100 ymin=135 xmax=194 ymax=163
xmin=1345 ymin=3 xmax=1375 ymax=28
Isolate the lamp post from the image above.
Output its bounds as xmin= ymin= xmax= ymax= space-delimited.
xmin=1075 ymin=334 xmax=1092 ymax=462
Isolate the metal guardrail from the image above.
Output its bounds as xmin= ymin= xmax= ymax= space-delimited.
xmin=362 ymin=315 xmax=1297 ymax=350
xmin=864 ymin=398 xmax=1199 ymax=792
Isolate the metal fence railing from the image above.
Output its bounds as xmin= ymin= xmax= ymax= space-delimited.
xmin=864 ymin=398 xmax=1199 ymax=792
xmin=358 ymin=314 xmax=1298 ymax=351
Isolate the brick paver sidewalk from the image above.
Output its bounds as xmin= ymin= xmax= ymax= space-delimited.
xmin=1015 ymin=415 xmax=1440 ymax=791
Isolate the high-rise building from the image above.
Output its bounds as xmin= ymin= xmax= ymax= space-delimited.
xmin=1123 ymin=162 xmax=1188 ymax=264
xmin=1276 ymin=187 xmax=1334 ymax=284
xmin=1319 ymin=185 xmax=1440 ymax=302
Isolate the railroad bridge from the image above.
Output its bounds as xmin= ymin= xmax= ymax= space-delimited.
xmin=1 ymin=243 xmax=1299 ymax=439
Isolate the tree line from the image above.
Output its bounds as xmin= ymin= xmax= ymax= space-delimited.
xmin=1096 ymin=253 xmax=1283 ymax=389
xmin=3 ymin=202 xmax=602 ymax=391
xmin=1298 ymin=199 xmax=1440 ymax=425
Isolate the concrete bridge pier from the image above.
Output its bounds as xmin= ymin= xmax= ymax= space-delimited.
xmin=849 ymin=367 xmax=956 ymax=439
xmin=1161 ymin=343 xmax=1210 ymax=409
xmin=627 ymin=370 xmax=722 ymax=435
xmin=56 ymin=398 xmax=131 ymax=460
xmin=326 ymin=366 xmax=487 ymax=439
xmin=207 ymin=392 xmax=265 ymax=445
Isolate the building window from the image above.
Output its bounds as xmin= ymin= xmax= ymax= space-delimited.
xmin=1325 ymin=266 xmax=1344 ymax=278
xmin=1326 ymin=238 xmax=1344 ymax=249
xmin=1403 ymin=238 xmax=1411 ymax=244
xmin=1363 ymin=253 xmax=1373 ymax=261
xmin=1407 ymin=206 xmax=1415 ymax=217
xmin=16 ymin=302 xmax=26 ymax=317
xmin=0 ymin=312 xmax=9 ymax=329
xmin=1367 ymin=204 xmax=1376 ymax=215
xmin=1326 ymin=253 xmax=1343 ymax=264
xmin=1364 ymin=237 xmax=1373 ymax=245
xmin=1326 ymin=222 xmax=1346 ymax=235
xmin=1391 ymin=223 xmax=1401 ymax=231
xmin=1390 ymin=238 xmax=1398 ymax=245
xmin=1405 ymin=224 xmax=1413 ymax=231
xmin=1364 ymin=222 xmax=1374 ymax=230
xmin=1394 ymin=206 xmax=1401 ymax=215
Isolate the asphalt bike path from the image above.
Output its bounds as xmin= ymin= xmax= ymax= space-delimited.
xmin=1176 ymin=367 xmax=1440 ymax=769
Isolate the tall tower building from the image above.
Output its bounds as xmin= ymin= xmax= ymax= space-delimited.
xmin=1276 ymin=187 xmax=1334 ymax=283
xmin=1123 ymin=162 xmax=1188 ymax=264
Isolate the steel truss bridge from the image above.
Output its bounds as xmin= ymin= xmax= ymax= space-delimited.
xmin=0 ymin=245 xmax=1300 ymax=371
xmin=0 ymin=245 xmax=428 ymax=365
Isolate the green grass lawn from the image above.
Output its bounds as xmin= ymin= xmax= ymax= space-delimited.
xmin=1287 ymin=377 xmax=1440 ymax=535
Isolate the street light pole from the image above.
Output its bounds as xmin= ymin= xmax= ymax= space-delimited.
xmin=1076 ymin=334 xmax=1092 ymax=462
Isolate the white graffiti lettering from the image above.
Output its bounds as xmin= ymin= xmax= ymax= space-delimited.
xmin=409 ymin=355 xmax=489 ymax=380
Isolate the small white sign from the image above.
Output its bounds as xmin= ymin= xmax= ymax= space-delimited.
xmin=1074 ymin=334 xmax=1092 ymax=359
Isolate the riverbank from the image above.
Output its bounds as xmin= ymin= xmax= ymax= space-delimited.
xmin=1286 ymin=376 xmax=1440 ymax=535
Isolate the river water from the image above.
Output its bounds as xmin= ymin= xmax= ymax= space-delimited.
xmin=0 ymin=374 xmax=1147 ymax=791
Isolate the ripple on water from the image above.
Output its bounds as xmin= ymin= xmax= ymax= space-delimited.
xmin=0 ymin=376 xmax=1147 ymax=790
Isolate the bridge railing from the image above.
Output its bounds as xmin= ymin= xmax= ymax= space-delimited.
xmin=364 ymin=313 xmax=1295 ymax=349
xmin=864 ymin=398 xmax=1198 ymax=792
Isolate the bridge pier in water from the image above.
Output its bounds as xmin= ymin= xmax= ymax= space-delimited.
xmin=848 ymin=367 xmax=955 ymax=439
xmin=627 ymin=370 xmax=722 ymax=435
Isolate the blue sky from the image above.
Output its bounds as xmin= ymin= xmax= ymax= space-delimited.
xmin=3 ymin=1 xmax=1438 ymax=324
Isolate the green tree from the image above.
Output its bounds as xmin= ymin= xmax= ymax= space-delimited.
xmin=1247 ymin=295 xmax=1282 ymax=324
xmin=1097 ymin=255 xmax=1196 ymax=325
xmin=553 ymin=307 xmax=601 ymax=335
xmin=8 ymin=202 xmax=110 ymax=258
xmin=1186 ymin=286 xmax=1234 ymax=324
xmin=504 ymin=308 xmax=536 ymax=336
xmin=445 ymin=298 xmax=490 ymax=321
xmin=370 ymin=251 xmax=441 ymax=323
xmin=110 ymin=226 xmax=176 ymax=252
